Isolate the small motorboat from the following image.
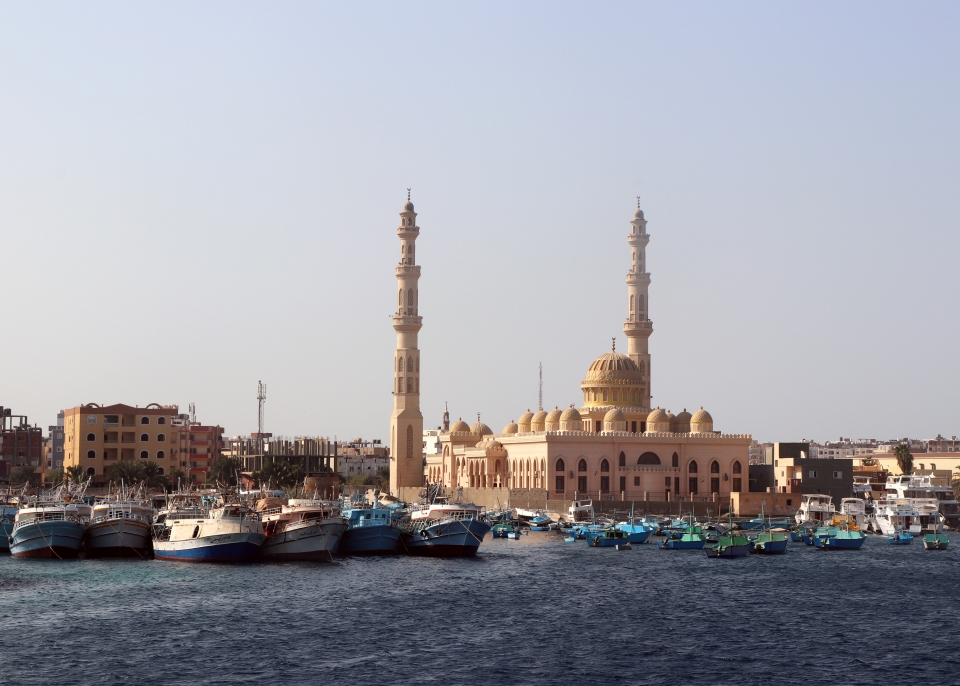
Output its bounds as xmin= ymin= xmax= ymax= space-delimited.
xmin=751 ymin=528 xmax=789 ymax=555
xmin=814 ymin=525 xmax=866 ymax=550
xmin=923 ymin=533 xmax=949 ymax=550
xmin=888 ymin=530 xmax=914 ymax=545
xmin=590 ymin=528 xmax=631 ymax=547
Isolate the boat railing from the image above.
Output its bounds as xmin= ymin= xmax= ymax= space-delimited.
xmin=350 ymin=515 xmax=394 ymax=529
xmin=92 ymin=512 xmax=152 ymax=525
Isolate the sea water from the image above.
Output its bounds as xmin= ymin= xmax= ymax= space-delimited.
xmin=1 ymin=533 xmax=958 ymax=685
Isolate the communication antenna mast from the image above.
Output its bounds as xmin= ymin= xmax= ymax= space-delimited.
xmin=257 ymin=381 xmax=267 ymax=459
xmin=189 ymin=402 xmax=196 ymax=425
xmin=538 ymin=363 xmax=543 ymax=412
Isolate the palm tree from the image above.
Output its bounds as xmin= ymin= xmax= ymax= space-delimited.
xmin=894 ymin=444 xmax=913 ymax=475
xmin=105 ymin=460 xmax=147 ymax=485
xmin=11 ymin=465 xmax=40 ymax=487
xmin=209 ymin=457 xmax=243 ymax=486
xmin=254 ymin=461 xmax=301 ymax=489
xmin=140 ymin=461 xmax=170 ymax=491
xmin=65 ymin=465 xmax=86 ymax=484
xmin=168 ymin=468 xmax=187 ymax=490
xmin=45 ymin=468 xmax=64 ymax=485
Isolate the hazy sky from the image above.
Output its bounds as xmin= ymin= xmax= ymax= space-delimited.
xmin=1 ymin=3 xmax=958 ymax=444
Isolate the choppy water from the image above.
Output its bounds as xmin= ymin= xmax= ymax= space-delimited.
xmin=1 ymin=533 xmax=958 ymax=685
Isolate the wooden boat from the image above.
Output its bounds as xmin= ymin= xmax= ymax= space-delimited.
xmin=887 ymin=530 xmax=914 ymax=545
xmin=923 ymin=533 xmax=949 ymax=550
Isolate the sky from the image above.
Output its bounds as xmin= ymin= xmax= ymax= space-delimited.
xmin=1 ymin=3 xmax=958 ymax=444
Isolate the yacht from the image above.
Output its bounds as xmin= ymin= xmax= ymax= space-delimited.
xmin=794 ymin=494 xmax=835 ymax=526
xmin=838 ymin=498 xmax=869 ymax=531
xmin=10 ymin=485 xmax=92 ymax=559
xmin=85 ymin=487 xmax=154 ymax=558
xmin=885 ymin=475 xmax=960 ymax=530
xmin=153 ymin=497 xmax=264 ymax=562
xmin=260 ymin=496 xmax=347 ymax=562
xmin=873 ymin=497 xmax=922 ymax=536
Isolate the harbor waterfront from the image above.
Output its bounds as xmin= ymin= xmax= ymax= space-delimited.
xmin=1 ymin=532 xmax=958 ymax=686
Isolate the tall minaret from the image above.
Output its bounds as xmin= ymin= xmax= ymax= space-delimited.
xmin=390 ymin=190 xmax=425 ymax=495
xmin=623 ymin=197 xmax=653 ymax=408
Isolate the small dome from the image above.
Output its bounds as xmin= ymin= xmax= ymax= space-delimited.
xmin=475 ymin=439 xmax=504 ymax=451
xmin=604 ymin=408 xmax=625 ymax=422
xmin=502 ymin=422 xmax=519 ymax=434
xmin=666 ymin=410 xmax=676 ymax=422
xmin=531 ymin=410 xmax=548 ymax=423
xmin=450 ymin=418 xmax=471 ymax=433
xmin=403 ymin=200 xmax=415 ymax=212
xmin=634 ymin=208 xmax=644 ymax=220
xmin=470 ymin=422 xmax=493 ymax=436
xmin=674 ymin=409 xmax=693 ymax=424
xmin=517 ymin=410 xmax=534 ymax=424
xmin=691 ymin=407 xmax=713 ymax=424
xmin=545 ymin=407 xmax=563 ymax=423
xmin=560 ymin=406 xmax=582 ymax=422
xmin=646 ymin=408 xmax=669 ymax=424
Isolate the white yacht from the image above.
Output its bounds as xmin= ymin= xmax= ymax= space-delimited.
xmin=795 ymin=494 xmax=835 ymax=526
xmin=885 ymin=474 xmax=960 ymax=529
xmin=873 ymin=497 xmax=922 ymax=536
xmin=838 ymin=498 xmax=869 ymax=530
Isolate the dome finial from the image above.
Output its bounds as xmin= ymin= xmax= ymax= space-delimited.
xmin=637 ymin=194 xmax=641 ymax=209
xmin=611 ymin=337 xmax=616 ymax=352
xmin=407 ymin=188 xmax=411 ymax=202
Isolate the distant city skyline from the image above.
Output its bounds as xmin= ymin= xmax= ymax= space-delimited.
xmin=1 ymin=4 xmax=958 ymax=442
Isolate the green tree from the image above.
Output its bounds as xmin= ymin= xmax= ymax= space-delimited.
xmin=105 ymin=460 xmax=147 ymax=484
xmin=11 ymin=465 xmax=40 ymax=486
xmin=209 ymin=457 xmax=244 ymax=486
xmin=168 ymin=468 xmax=187 ymax=489
xmin=65 ymin=465 xmax=87 ymax=484
xmin=254 ymin=461 xmax=301 ymax=489
xmin=349 ymin=473 xmax=374 ymax=486
xmin=894 ymin=444 xmax=913 ymax=475
xmin=140 ymin=462 xmax=170 ymax=490
xmin=45 ymin=468 xmax=64 ymax=485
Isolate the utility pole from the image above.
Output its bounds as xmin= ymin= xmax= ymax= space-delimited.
xmin=538 ymin=363 xmax=543 ymax=412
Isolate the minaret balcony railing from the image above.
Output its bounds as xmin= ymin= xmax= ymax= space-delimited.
xmin=395 ymin=265 xmax=421 ymax=275
xmin=623 ymin=320 xmax=653 ymax=330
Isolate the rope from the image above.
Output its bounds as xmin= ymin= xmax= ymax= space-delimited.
xmin=35 ymin=517 xmax=64 ymax=560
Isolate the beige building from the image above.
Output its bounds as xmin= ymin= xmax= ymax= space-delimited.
xmin=395 ymin=200 xmax=751 ymax=502
xmin=63 ymin=403 xmax=179 ymax=480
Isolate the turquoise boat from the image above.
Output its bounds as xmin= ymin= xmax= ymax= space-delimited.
xmin=923 ymin=533 xmax=949 ymax=550
xmin=751 ymin=529 xmax=789 ymax=555
xmin=705 ymin=529 xmax=750 ymax=558
xmin=589 ymin=528 xmax=631 ymax=548
xmin=660 ymin=524 xmax=705 ymax=550
xmin=813 ymin=525 xmax=866 ymax=550
xmin=888 ymin=530 xmax=913 ymax=545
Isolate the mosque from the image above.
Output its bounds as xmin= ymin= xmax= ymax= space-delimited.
xmin=389 ymin=194 xmax=751 ymax=505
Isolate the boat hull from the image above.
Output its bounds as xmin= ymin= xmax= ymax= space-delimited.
xmin=154 ymin=532 xmax=265 ymax=562
xmin=660 ymin=538 xmax=704 ymax=550
xmin=339 ymin=523 xmax=401 ymax=555
xmin=706 ymin=543 xmax=751 ymax=558
xmin=10 ymin=521 xmax=86 ymax=559
xmin=261 ymin=520 xmax=346 ymax=561
xmin=923 ymin=534 xmax=949 ymax=550
xmin=888 ymin=533 xmax=913 ymax=545
xmin=85 ymin=519 xmax=153 ymax=558
xmin=751 ymin=539 xmax=788 ymax=554
xmin=0 ymin=520 xmax=13 ymax=552
xmin=814 ymin=535 xmax=865 ymax=550
xmin=402 ymin=519 xmax=491 ymax=557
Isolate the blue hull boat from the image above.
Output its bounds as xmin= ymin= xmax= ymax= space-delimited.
xmin=790 ymin=531 xmax=803 ymax=542
xmin=10 ymin=520 xmax=86 ymax=559
xmin=751 ymin=538 xmax=788 ymax=554
xmin=888 ymin=532 xmax=913 ymax=545
xmin=402 ymin=519 xmax=492 ymax=556
xmin=339 ymin=523 xmax=401 ymax=554
xmin=615 ymin=524 xmax=653 ymax=544
xmin=814 ymin=528 xmax=866 ymax=550
xmin=153 ymin=533 xmax=264 ymax=562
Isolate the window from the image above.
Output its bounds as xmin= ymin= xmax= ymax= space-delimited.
xmin=674 ymin=477 xmax=680 ymax=493
xmin=600 ymin=459 xmax=609 ymax=472
xmin=86 ymin=467 xmax=95 ymax=476
xmin=619 ymin=476 xmax=626 ymax=492
xmin=157 ymin=467 xmax=165 ymax=475
xmin=556 ymin=458 xmax=565 ymax=472
xmin=600 ymin=476 xmax=610 ymax=493
xmin=578 ymin=459 xmax=587 ymax=472
xmin=733 ymin=478 xmax=742 ymax=492
xmin=612 ymin=391 xmax=618 ymax=402
xmin=595 ymin=421 xmax=601 ymax=432
xmin=711 ymin=477 xmax=720 ymax=494
xmin=833 ymin=471 xmax=842 ymax=479
xmin=733 ymin=461 xmax=742 ymax=474
xmin=689 ymin=477 xmax=698 ymax=494
xmin=141 ymin=416 xmax=150 ymax=425
xmin=664 ymin=477 xmax=671 ymax=488
xmin=638 ymin=452 xmax=660 ymax=465
xmin=398 ymin=358 xmax=404 ymax=372
xmin=578 ymin=476 xmax=587 ymax=492
xmin=158 ymin=417 xmax=166 ymax=425
xmin=672 ymin=452 xmax=678 ymax=468
xmin=689 ymin=460 xmax=698 ymax=473
xmin=157 ymin=433 xmax=166 ymax=442
xmin=631 ymin=421 xmax=637 ymax=433
xmin=87 ymin=416 xmax=97 ymax=425
xmin=140 ymin=451 xmax=149 ymax=459
xmin=809 ymin=470 xmax=818 ymax=478
xmin=140 ymin=434 xmax=149 ymax=442
xmin=786 ymin=499 xmax=792 ymax=506
xmin=635 ymin=477 xmax=642 ymax=486
xmin=86 ymin=433 xmax=96 ymax=442
xmin=406 ymin=426 xmax=413 ymax=458
xmin=87 ymin=450 xmax=96 ymax=460
xmin=157 ymin=451 xmax=165 ymax=460
xmin=105 ymin=415 xmax=118 ymax=425
xmin=602 ymin=391 xmax=608 ymax=402
xmin=619 ymin=452 xmax=625 ymax=467
xmin=710 ymin=460 xmax=719 ymax=474
xmin=555 ymin=475 xmax=565 ymax=493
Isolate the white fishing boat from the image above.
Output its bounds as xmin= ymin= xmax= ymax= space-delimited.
xmin=568 ymin=499 xmax=595 ymax=524
xmin=259 ymin=496 xmax=347 ymax=562
xmin=153 ymin=497 xmax=264 ymax=562
xmin=85 ymin=486 xmax=154 ymax=558
xmin=794 ymin=494 xmax=835 ymax=526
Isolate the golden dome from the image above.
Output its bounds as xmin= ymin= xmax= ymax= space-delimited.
xmin=674 ymin=409 xmax=692 ymax=424
xmin=560 ymin=406 xmax=582 ymax=422
xmin=450 ymin=418 xmax=471 ymax=433
xmin=545 ymin=407 xmax=563 ymax=423
xmin=502 ymin=421 xmax=519 ymax=434
xmin=475 ymin=439 xmax=505 ymax=451
xmin=518 ymin=410 xmax=534 ymax=424
xmin=646 ymin=408 xmax=669 ymax=424
xmin=531 ymin=410 xmax=548 ymax=423
xmin=582 ymin=351 xmax=643 ymax=386
xmin=604 ymin=408 xmax=625 ymax=422
xmin=470 ymin=422 xmax=493 ymax=436
xmin=691 ymin=407 xmax=713 ymax=424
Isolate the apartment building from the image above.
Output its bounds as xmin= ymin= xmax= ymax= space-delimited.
xmin=0 ymin=406 xmax=44 ymax=480
xmin=172 ymin=417 xmax=224 ymax=482
xmin=63 ymin=403 xmax=179 ymax=480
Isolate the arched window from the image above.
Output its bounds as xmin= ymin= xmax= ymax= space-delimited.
xmin=578 ymin=459 xmax=587 ymax=472
xmin=638 ymin=452 xmax=661 ymax=465
xmin=158 ymin=417 xmax=166 ymax=425
xmin=711 ymin=460 xmax=720 ymax=474
xmin=688 ymin=460 xmax=698 ymax=473
xmin=86 ymin=467 xmax=96 ymax=476
xmin=140 ymin=451 xmax=149 ymax=459
xmin=398 ymin=357 xmax=404 ymax=372
xmin=407 ymin=378 xmax=413 ymax=393
xmin=141 ymin=416 xmax=150 ymax=424
xmin=408 ymin=289 xmax=413 ymax=313
xmin=639 ymin=295 xmax=644 ymax=311
xmin=86 ymin=433 xmax=96 ymax=442
xmin=556 ymin=458 xmax=565 ymax=472
xmin=407 ymin=356 xmax=413 ymax=373
xmin=630 ymin=294 xmax=634 ymax=312
xmin=87 ymin=450 xmax=96 ymax=460
xmin=406 ymin=426 xmax=413 ymax=459
xmin=157 ymin=433 xmax=166 ymax=442
xmin=157 ymin=467 xmax=165 ymax=475
xmin=157 ymin=451 xmax=165 ymax=460
xmin=672 ymin=452 xmax=679 ymax=468
xmin=619 ymin=451 xmax=625 ymax=467
xmin=733 ymin=461 xmax=742 ymax=474
xmin=140 ymin=434 xmax=149 ymax=442
xmin=601 ymin=459 xmax=609 ymax=472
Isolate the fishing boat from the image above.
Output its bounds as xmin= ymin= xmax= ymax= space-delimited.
xmin=751 ymin=528 xmax=789 ymax=555
xmin=614 ymin=505 xmax=655 ymax=544
xmin=813 ymin=525 xmax=866 ymax=550
xmin=400 ymin=487 xmax=491 ymax=557
xmin=10 ymin=483 xmax=92 ymax=559
xmin=563 ymin=535 xmax=576 ymax=543
xmin=260 ymin=496 xmax=347 ymax=561
xmin=153 ymin=497 xmax=265 ymax=562
xmin=660 ymin=518 xmax=706 ymax=550
xmin=338 ymin=494 xmax=401 ymax=555
xmin=589 ymin=528 xmax=631 ymax=547
xmin=0 ymin=493 xmax=19 ymax=553
xmin=85 ymin=486 xmax=154 ymax=558
xmin=567 ymin=499 xmax=595 ymax=524
xmin=705 ymin=529 xmax=751 ymax=558
xmin=923 ymin=532 xmax=949 ymax=550
xmin=887 ymin=530 xmax=913 ymax=545
xmin=795 ymin=494 xmax=836 ymax=526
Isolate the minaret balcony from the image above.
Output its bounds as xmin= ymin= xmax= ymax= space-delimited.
xmin=623 ymin=319 xmax=653 ymax=331
xmin=396 ymin=265 xmax=421 ymax=275
xmin=627 ymin=233 xmax=649 ymax=245
xmin=625 ymin=271 xmax=650 ymax=285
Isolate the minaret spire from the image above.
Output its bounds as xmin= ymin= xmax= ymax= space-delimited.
xmin=389 ymin=192 xmax=424 ymax=495
xmin=623 ymin=199 xmax=653 ymax=409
